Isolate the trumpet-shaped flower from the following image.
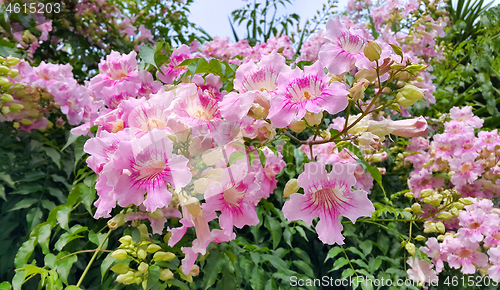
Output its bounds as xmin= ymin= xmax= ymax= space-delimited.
xmin=446 ymin=238 xmax=488 ymax=274
xmin=112 ymin=129 xmax=192 ymax=212
xmin=282 ymin=162 xmax=374 ymax=245
xmin=202 ymin=164 xmax=260 ymax=236
xmin=268 ymin=61 xmax=349 ymax=128
xmin=319 ymin=17 xmax=366 ymax=75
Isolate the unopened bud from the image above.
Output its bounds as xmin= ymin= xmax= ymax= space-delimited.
xmin=435 ymin=222 xmax=445 ymax=233
xmin=283 ymin=179 xmax=300 ymax=198
xmin=160 ymin=269 xmax=174 ymax=281
xmin=163 ymin=232 xmax=172 ymax=244
xmin=7 ymin=69 xmax=19 ymax=78
xmin=146 ymin=244 xmax=162 ymax=253
xmin=364 ymin=41 xmax=382 ymax=62
xmin=419 ymin=189 xmax=433 ymax=198
xmin=461 ymin=198 xmax=474 ymax=205
xmin=405 ymin=63 xmax=428 ymax=75
xmin=137 ymin=249 xmax=147 ymax=260
xmin=0 ymin=66 xmax=9 ymax=74
xmin=437 ymin=212 xmax=453 ymax=220
xmin=149 ymin=209 xmax=164 ymax=219
xmin=20 ymin=119 xmax=33 ymax=126
xmin=304 ymin=112 xmax=323 ymax=126
xmin=0 ymin=77 xmax=12 ymax=89
xmin=116 ymin=271 xmax=136 ymax=284
xmin=288 ymin=120 xmax=306 ymax=133
xmin=5 ymin=57 xmax=20 ymax=67
xmin=111 ymin=263 xmax=130 ymax=274
xmin=404 ymin=192 xmax=415 ymax=199
xmin=111 ymin=249 xmax=129 ymax=261
xmin=119 ymin=235 xmax=133 ymax=245
xmin=411 ymin=203 xmax=423 ymax=214
xmin=153 ymin=251 xmax=176 ymax=262
xmin=138 ymin=262 xmax=148 ymax=273
xmin=405 ymin=242 xmax=416 ymax=255
xmin=415 ymin=235 xmax=426 ymax=241
xmin=1 ymin=106 xmax=10 ymax=114
xmin=108 ymin=213 xmax=125 ymax=230
xmin=1 ymin=94 xmax=13 ymax=103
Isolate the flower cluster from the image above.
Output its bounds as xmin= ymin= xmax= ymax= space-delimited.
xmin=0 ymin=57 xmax=91 ymax=131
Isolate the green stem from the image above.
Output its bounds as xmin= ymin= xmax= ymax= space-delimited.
xmin=58 ymin=249 xmax=113 ymax=261
xmin=76 ymin=229 xmax=113 ymax=288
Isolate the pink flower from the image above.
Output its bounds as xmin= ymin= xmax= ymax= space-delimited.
xmin=446 ymin=238 xmax=488 ymax=274
xmin=407 ymin=257 xmax=438 ymax=287
xmin=450 ymin=106 xmax=484 ymax=128
xmin=90 ymin=51 xmax=140 ymax=96
xmin=158 ymin=45 xmax=192 ymax=84
xmin=420 ymin=237 xmax=445 ymax=273
xmin=319 ymin=17 xmax=366 ymax=75
xmin=268 ymin=61 xmax=349 ymax=128
xmin=388 ymin=117 xmax=428 ymax=138
xmin=488 ymin=247 xmax=500 ymax=282
xmin=449 ymin=152 xmax=483 ymax=187
xmin=282 ymin=162 xmax=374 ymax=245
xmin=457 ymin=208 xmax=498 ymax=242
xmin=112 ymin=130 xmax=192 ymax=212
xmin=476 ymin=129 xmax=500 ymax=151
xmin=202 ymin=164 xmax=260 ymax=236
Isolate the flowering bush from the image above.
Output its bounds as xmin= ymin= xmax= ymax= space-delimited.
xmin=1 ymin=1 xmax=500 ymax=290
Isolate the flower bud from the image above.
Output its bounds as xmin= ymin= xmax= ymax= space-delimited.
xmin=138 ymin=262 xmax=149 ymax=273
xmin=0 ymin=77 xmax=12 ymax=89
xmin=435 ymin=222 xmax=445 ymax=233
xmin=137 ymin=249 xmax=147 ymax=260
xmin=1 ymin=94 xmax=13 ymax=103
xmin=389 ymin=116 xmax=429 ymax=138
xmin=411 ymin=203 xmax=423 ymax=214
xmin=116 ymin=271 xmax=136 ymax=284
xmin=358 ymin=132 xmax=381 ymax=150
xmin=288 ymin=119 xmax=306 ymax=133
xmin=349 ymin=79 xmax=369 ymax=101
xmin=405 ymin=192 xmax=415 ymax=199
xmin=10 ymin=103 xmax=24 ymax=112
xmin=13 ymin=83 xmax=26 ymax=90
xmin=7 ymin=69 xmax=19 ymax=78
xmin=160 ymin=269 xmax=174 ymax=281
xmin=13 ymin=122 xmax=19 ymax=129
xmin=163 ymin=232 xmax=172 ymax=244
xmin=283 ymin=179 xmax=300 ymax=198
xmin=405 ymin=242 xmax=416 ymax=255
xmin=108 ymin=213 xmax=125 ymax=230
xmin=437 ymin=212 xmax=453 ymax=220
xmin=461 ymin=198 xmax=473 ymax=205
xmin=424 ymin=222 xmax=437 ymax=233
xmin=405 ymin=63 xmax=428 ymax=75
xmin=4 ymin=57 xmax=20 ymax=67
xmin=146 ymin=244 xmax=162 ymax=254
xmin=364 ymin=41 xmax=382 ymax=61
xmin=419 ymin=189 xmax=433 ymax=198
xmin=400 ymin=84 xmax=425 ymax=101
xmin=153 ymin=251 xmax=176 ymax=262
xmin=415 ymin=235 xmax=426 ymax=241
xmin=20 ymin=119 xmax=33 ymax=126
xmin=304 ymin=112 xmax=322 ymax=126
xmin=0 ymin=66 xmax=9 ymax=74
xmin=148 ymin=209 xmax=164 ymax=220
xmin=111 ymin=249 xmax=129 ymax=261
xmin=119 ymin=235 xmax=134 ymax=245
xmin=1 ymin=106 xmax=10 ymax=114
xmin=110 ymin=263 xmax=130 ymax=274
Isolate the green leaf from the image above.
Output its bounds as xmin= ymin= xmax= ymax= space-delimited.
xmin=0 ymin=184 xmax=5 ymax=201
xmin=0 ymin=281 xmax=11 ymax=290
xmin=331 ymin=257 xmax=349 ymax=271
xmin=250 ymin=267 xmax=265 ymax=290
xmin=89 ymin=231 xmax=108 ymax=251
xmin=55 ymin=253 xmax=77 ymax=285
xmin=348 ymin=247 xmax=365 ymax=259
xmin=390 ymin=44 xmax=403 ymax=59
xmin=79 ymin=183 xmax=95 ymax=214
xmin=368 ymin=256 xmax=382 ymax=273
xmin=359 ymin=240 xmax=373 ymax=257
xmin=61 ymin=134 xmax=79 ymax=151
xmin=342 ymin=268 xmax=355 ymax=279
xmin=264 ymin=216 xmax=282 ymax=250
xmin=260 ymin=254 xmax=291 ymax=274
xmin=146 ymin=265 xmax=161 ymax=290
xmin=56 ymin=205 xmax=72 ymax=231
xmin=9 ymin=198 xmax=38 ymax=211
xmin=38 ymin=223 xmax=53 ymax=255
xmin=100 ymin=253 xmax=115 ymax=282
xmin=65 ymin=286 xmax=82 ymax=290
xmin=257 ymin=149 xmax=266 ymax=168
xmin=325 ymin=247 xmax=342 ymax=262
xmin=74 ymin=136 xmax=89 ymax=170
xmin=292 ymin=260 xmax=314 ymax=277
xmin=140 ymin=44 xmax=157 ymax=69
xmin=14 ymin=236 xmax=37 ymax=268
xmin=0 ymin=172 xmax=15 ymax=188
xmin=203 ymin=249 xmax=223 ymax=290
xmin=228 ymin=150 xmax=246 ymax=166
xmin=43 ymin=147 xmax=61 ymax=169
